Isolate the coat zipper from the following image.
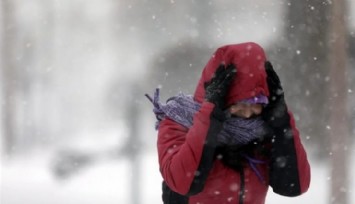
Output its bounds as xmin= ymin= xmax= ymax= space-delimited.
xmin=239 ymin=167 xmax=245 ymax=204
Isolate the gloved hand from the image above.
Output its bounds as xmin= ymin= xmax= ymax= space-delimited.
xmin=204 ymin=64 xmax=236 ymax=109
xmin=216 ymin=145 xmax=245 ymax=171
xmin=262 ymin=61 xmax=290 ymax=128
xmin=262 ymin=62 xmax=303 ymax=196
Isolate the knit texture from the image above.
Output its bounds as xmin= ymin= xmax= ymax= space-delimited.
xmin=146 ymin=89 xmax=268 ymax=146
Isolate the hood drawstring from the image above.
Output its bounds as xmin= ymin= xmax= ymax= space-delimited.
xmin=241 ymin=153 xmax=266 ymax=183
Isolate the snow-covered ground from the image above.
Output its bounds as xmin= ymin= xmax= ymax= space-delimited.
xmin=1 ymin=147 xmax=354 ymax=204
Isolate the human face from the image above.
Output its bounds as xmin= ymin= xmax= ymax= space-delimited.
xmin=229 ymin=103 xmax=263 ymax=119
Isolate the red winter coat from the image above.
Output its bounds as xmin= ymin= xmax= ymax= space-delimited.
xmin=157 ymin=42 xmax=311 ymax=204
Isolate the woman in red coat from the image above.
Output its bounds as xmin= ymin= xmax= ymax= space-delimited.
xmin=146 ymin=42 xmax=311 ymax=204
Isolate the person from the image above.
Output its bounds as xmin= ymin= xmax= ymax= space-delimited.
xmin=146 ymin=42 xmax=310 ymax=204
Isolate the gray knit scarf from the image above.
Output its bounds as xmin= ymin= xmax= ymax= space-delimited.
xmin=145 ymin=89 xmax=268 ymax=146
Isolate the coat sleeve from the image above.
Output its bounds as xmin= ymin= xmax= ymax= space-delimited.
xmin=269 ymin=111 xmax=311 ymax=196
xmin=157 ymin=102 xmax=224 ymax=196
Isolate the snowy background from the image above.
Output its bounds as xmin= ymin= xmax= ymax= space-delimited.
xmin=1 ymin=0 xmax=355 ymax=204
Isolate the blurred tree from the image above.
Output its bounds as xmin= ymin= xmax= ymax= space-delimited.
xmin=33 ymin=0 xmax=56 ymax=146
xmin=268 ymin=0 xmax=332 ymax=158
xmin=267 ymin=1 xmax=352 ymax=203
xmin=124 ymin=83 xmax=142 ymax=204
xmin=349 ymin=32 xmax=355 ymax=140
xmin=1 ymin=0 xmax=53 ymax=155
xmin=1 ymin=0 xmax=18 ymax=155
xmin=328 ymin=1 xmax=350 ymax=203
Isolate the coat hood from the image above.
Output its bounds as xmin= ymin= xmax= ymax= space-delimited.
xmin=193 ymin=42 xmax=270 ymax=108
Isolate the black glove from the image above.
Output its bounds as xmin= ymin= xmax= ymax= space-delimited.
xmin=215 ymin=142 xmax=265 ymax=172
xmin=262 ymin=61 xmax=290 ymax=128
xmin=204 ymin=64 xmax=236 ymax=109
xmin=216 ymin=145 xmax=245 ymax=171
xmin=263 ymin=62 xmax=303 ymax=196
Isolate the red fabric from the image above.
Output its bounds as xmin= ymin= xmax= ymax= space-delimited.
xmin=189 ymin=160 xmax=269 ymax=204
xmin=193 ymin=42 xmax=270 ymax=107
xmin=158 ymin=102 xmax=215 ymax=194
xmin=157 ymin=42 xmax=310 ymax=204
xmin=157 ymin=102 xmax=271 ymax=203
